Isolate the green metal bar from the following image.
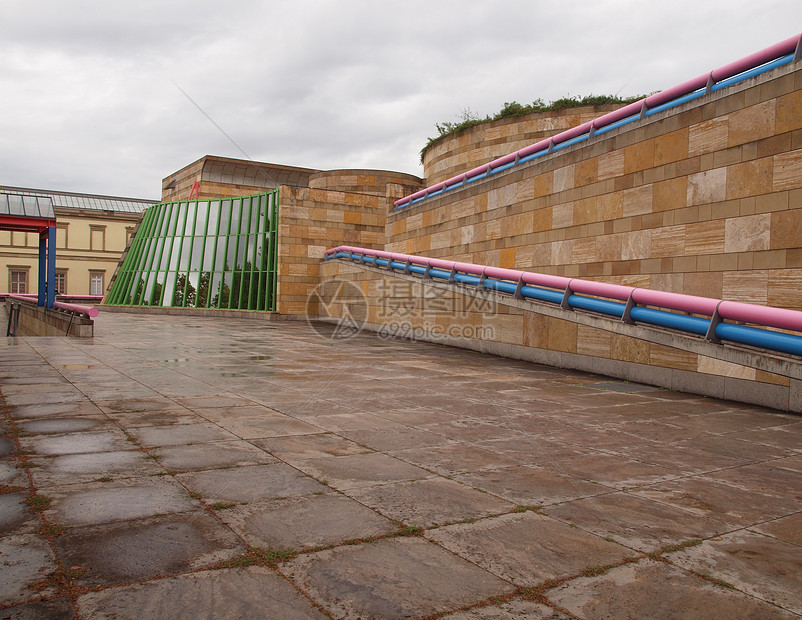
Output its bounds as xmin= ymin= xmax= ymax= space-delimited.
xmin=247 ymin=195 xmax=261 ymax=310
xmin=143 ymin=206 xmax=170 ymax=305
xmin=219 ymin=198 xmax=235 ymax=310
xmin=153 ymin=202 xmax=178 ymax=306
xmin=113 ymin=205 xmax=156 ymax=304
xmin=169 ymin=201 xmax=189 ymax=306
xmin=225 ymin=198 xmax=240 ymax=310
xmin=205 ymin=199 xmax=224 ymax=308
xmin=135 ymin=204 xmax=166 ymax=305
xmin=195 ymin=200 xmax=210 ymax=308
xmin=126 ymin=205 xmax=160 ymax=304
xmin=154 ymin=202 xmax=178 ymax=306
xmin=266 ymin=190 xmax=279 ymax=312
xmin=178 ymin=200 xmax=200 ymax=307
xmin=236 ymin=196 xmax=253 ymax=309
xmin=254 ymin=194 xmax=265 ymax=310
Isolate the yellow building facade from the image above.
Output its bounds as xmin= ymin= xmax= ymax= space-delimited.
xmin=0 ymin=187 xmax=155 ymax=296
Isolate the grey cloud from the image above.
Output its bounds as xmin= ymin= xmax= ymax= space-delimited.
xmin=0 ymin=0 xmax=800 ymax=197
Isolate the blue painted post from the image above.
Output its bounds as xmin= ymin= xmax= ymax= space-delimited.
xmin=47 ymin=226 xmax=56 ymax=308
xmin=38 ymin=231 xmax=46 ymax=307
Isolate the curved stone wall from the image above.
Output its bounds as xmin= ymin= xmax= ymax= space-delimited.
xmin=309 ymin=169 xmax=422 ymax=197
xmin=422 ymin=105 xmax=622 ymax=185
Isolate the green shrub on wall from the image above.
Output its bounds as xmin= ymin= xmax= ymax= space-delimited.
xmin=420 ymin=94 xmax=645 ymax=163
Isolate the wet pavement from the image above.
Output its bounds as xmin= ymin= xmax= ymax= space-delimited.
xmin=1 ymin=311 xmax=801 ymax=619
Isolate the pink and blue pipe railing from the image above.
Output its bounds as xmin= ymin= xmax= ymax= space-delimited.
xmin=7 ymin=293 xmax=99 ymax=318
xmin=395 ymin=33 xmax=802 ymax=211
xmin=324 ymin=245 xmax=802 ymax=357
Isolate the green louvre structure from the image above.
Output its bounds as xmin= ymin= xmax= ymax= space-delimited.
xmin=106 ymin=190 xmax=278 ymax=311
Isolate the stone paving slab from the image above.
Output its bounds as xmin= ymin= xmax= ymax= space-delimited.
xmin=390 ymin=442 xmax=521 ymax=475
xmin=346 ymin=477 xmax=515 ymax=528
xmin=544 ymin=558 xmax=795 ymax=619
xmin=53 ymin=511 xmax=246 ymax=587
xmin=753 ymin=512 xmax=802 ymax=545
xmin=427 ymin=512 xmax=635 ymax=586
xmin=454 ymin=464 xmax=612 ymax=506
xmin=706 ymin=461 xmax=802 ymax=501
xmin=0 ymin=534 xmax=57 ymax=604
xmin=42 ymin=477 xmax=199 ymax=526
xmin=440 ymin=599 xmax=571 ymax=619
xmin=76 ymin=567 xmax=326 ymax=619
xmin=629 ymin=476 xmax=801 ymax=527
xmin=544 ymin=492 xmax=733 ymax=552
xmin=19 ymin=429 xmax=133 ymax=457
xmin=543 ymin=452 xmax=682 ymax=489
xmin=28 ymin=450 xmax=165 ymax=488
xmin=0 ymin=492 xmax=38 ymax=536
xmin=282 ymin=536 xmax=516 ymax=618
xmin=151 ymin=440 xmax=277 ymax=472
xmin=666 ymin=530 xmax=802 ymax=614
xmin=253 ymin=432 xmax=374 ymax=460
xmin=128 ymin=422 xmax=240 ymax=447
xmin=213 ymin=415 xmax=323 ymax=439
xmin=293 ymin=452 xmax=432 ymax=490
xmin=4 ymin=401 xmax=105 ymax=419
xmin=17 ymin=417 xmax=112 ymax=436
xmin=104 ymin=408 xmax=205 ymax=427
xmin=0 ymin=598 xmax=76 ymax=619
xmin=0 ymin=461 xmax=27 ymax=488
xmin=218 ymin=493 xmax=397 ymax=551
xmin=175 ymin=462 xmax=328 ymax=503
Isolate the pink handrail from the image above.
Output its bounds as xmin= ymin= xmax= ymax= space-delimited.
xmin=53 ymin=301 xmax=99 ymax=318
xmin=6 ymin=293 xmax=98 ymax=318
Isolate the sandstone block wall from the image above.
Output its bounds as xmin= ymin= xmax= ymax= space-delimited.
xmin=389 ymin=63 xmax=802 ymax=310
xmin=277 ymin=184 xmax=388 ymax=315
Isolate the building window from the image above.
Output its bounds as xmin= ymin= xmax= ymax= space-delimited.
xmin=55 ymin=270 xmax=67 ymax=295
xmin=125 ymin=226 xmax=135 ymax=246
xmin=90 ymin=271 xmax=105 ymax=296
xmin=57 ymin=225 xmax=69 ymax=249
xmin=90 ymin=226 xmax=106 ymax=251
xmin=10 ymin=269 xmax=28 ymax=294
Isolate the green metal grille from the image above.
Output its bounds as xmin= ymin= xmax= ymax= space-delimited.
xmin=106 ymin=190 xmax=279 ymax=311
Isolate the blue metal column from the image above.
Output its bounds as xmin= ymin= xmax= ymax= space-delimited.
xmin=38 ymin=231 xmax=46 ymax=307
xmin=47 ymin=225 xmax=56 ymax=308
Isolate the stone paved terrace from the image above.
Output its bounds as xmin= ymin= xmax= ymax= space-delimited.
xmin=1 ymin=312 xmax=802 ymax=619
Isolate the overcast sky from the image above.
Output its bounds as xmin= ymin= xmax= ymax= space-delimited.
xmin=1 ymin=1 xmax=800 ymax=200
